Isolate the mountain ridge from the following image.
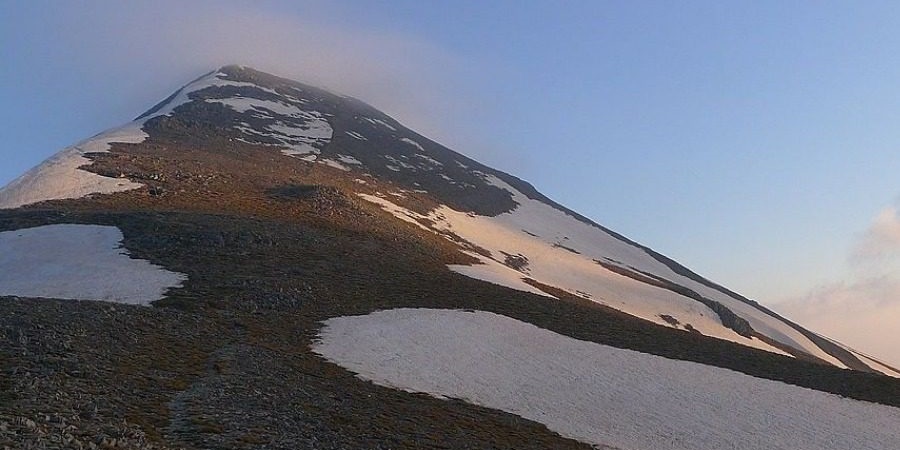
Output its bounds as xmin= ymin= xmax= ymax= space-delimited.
xmin=0 ymin=64 xmax=893 ymax=374
xmin=2 ymin=64 xmax=900 ymax=449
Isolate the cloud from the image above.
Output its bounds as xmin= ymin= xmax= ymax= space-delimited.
xmin=17 ymin=0 xmax=492 ymax=156
xmin=779 ymin=275 xmax=900 ymax=317
xmin=5 ymin=1 xmax=532 ymax=189
xmin=775 ymin=275 xmax=900 ymax=369
xmin=851 ymin=205 xmax=900 ymax=263
xmin=775 ymin=202 xmax=900 ymax=370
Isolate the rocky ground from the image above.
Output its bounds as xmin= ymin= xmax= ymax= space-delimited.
xmin=2 ymin=110 xmax=899 ymax=448
xmin=0 ymin=206 xmax=597 ymax=449
xmin=3 ymin=203 xmax=900 ymax=449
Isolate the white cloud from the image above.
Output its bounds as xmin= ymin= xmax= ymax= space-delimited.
xmin=775 ymin=203 xmax=900 ymax=370
xmin=23 ymin=1 xmax=491 ymax=157
xmin=775 ymin=276 xmax=900 ymax=369
xmin=851 ymin=205 xmax=900 ymax=262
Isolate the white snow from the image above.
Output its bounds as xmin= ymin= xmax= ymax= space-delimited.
xmin=384 ymin=155 xmax=417 ymax=170
xmin=357 ymin=189 xmax=789 ymax=356
xmin=487 ymin=175 xmax=846 ymax=364
xmin=144 ymin=71 xmax=279 ymax=119
xmin=0 ymin=70 xmax=333 ymax=209
xmin=219 ymin=89 xmax=331 ymax=159
xmin=400 ymin=137 xmax=426 ymax=152
xmin=0 ymin=224 xmax=185 ymax=305
xmin=207 ymin=97 xmax=307 ymax=117
xmin=363 ymin=117 xmax=397 ymax=131
xmin=859 ymin=354 xmax=900 ymax=378
xmin=316 ymin=159 xmax=351 ymax=171
xmin=336 ymin=154 xmax=363 ymax=165
xmin=0 ymin=123 xmax=147 ymax=209
xmin=355 ymin=172 xmax=867 ymax=365
xmin=357 ymin=193 xmax=431 ymax=231
xmin=345 ymin=131 xmax=368 ymax=141
xmin=266 ymin=116 xmax=333 ymax=157
xmin=188 ymin=73 xmax=333 ymax=158
xmin=449 ymin=255 xmax=553 ymax=298
xmin=315 ymin=308 xmax=900 ymax=450
xmin=820 ymin=334 xmax=900 ymax=378
xmin=414 ymin=153 xmax=443 ymax=167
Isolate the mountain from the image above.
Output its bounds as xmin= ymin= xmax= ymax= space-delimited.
xmin=1 ymin=65 xmax=899 ymax=449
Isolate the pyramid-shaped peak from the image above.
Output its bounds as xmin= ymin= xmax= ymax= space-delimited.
xmin=1 ymin=64 xmax=897 ymax=389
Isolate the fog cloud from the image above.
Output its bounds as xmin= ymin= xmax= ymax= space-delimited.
xmin=776 ymin=275 xmax=900 ymax=369
xmin=34 ymin=0 xmax=489 ymax=155
xmin=851 ymin=205 xmax=900 ymax=263
xmin=775 ymin=202 xmax=900 ymax=369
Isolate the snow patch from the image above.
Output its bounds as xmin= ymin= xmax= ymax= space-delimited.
xmin=819 ymin=334 xmax=900 ymax=378
xmin=144 ymin=72 xmax=279 ymax=120
xmin=0 ymin=123 xmax=147 ymax=209
xmin=336 ymin=154 xmax=362 ymax=165
xmin=855 ymin=353 xmax=900 ymax=378
xmin=207 ymin=97 xmax=306 ymax=117
xmin=315 ymin=308 xmax=900 ymax=450
xmin=384 ymin=155 xmax=417 ymax=171
xmin=400 ymin=137 xmax=426 ymax=152
xmin=414 ymin=153 xmax=443 ymax=167
xmin=355 ymin=191 xmax=787 ymax=356
xmin=0 ymin=224 xmax=186 ymax=305
xmin=478 ymin=174 xmax=842 ymax=365
xmin=345 ymin=131 xmax=368 ymax=141
xmin=0 ymin=71 xmax=331 ymax=209
xmin=362 ymin=117 xmax=397 ymax=131
xmin=357 ymin=193 xmax=430 ymax=231
xmin=449 ymin=256 xmax=552 ymax=298
xmin=317 ymin=159 xmax=351 ymax=171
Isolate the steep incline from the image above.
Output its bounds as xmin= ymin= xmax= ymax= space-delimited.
xmin=1 ymin=65 xmax=895 ymax=376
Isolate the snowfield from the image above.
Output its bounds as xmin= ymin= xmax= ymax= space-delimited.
xmin=356 ymin=173 xmax=900 ymax=369
xmin=357 ymin=188 xmax=791 ymax=357
xmin=315 ymin=308 xmax=900 ymax=450
xmin=0 ymin=123 xmax=146 ymax=209
xmin=0 ymin=224 xmax=186 ymax=304
xmin=448 ymin=256 xmax=553 ymax=298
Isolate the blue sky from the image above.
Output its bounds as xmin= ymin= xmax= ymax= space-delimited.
xmin=4 ymin=1 xmax=900 ymax=363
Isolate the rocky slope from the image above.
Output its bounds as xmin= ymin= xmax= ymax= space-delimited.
xmin=1 ymin=65 xmax=899 ymax=449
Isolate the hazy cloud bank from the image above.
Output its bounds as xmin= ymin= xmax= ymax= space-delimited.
xmin=851 ymin=204 xmax=900 ymax=262
xmin=776 ymin=202 xmax=900 ymax=368
xmin=10 ymin=0 xmax=494 ymax=163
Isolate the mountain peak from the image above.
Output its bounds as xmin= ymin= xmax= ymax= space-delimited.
xmin=1 ymin=66 xmax=898 ymax=379
xmin=4 ymin=65 xmax=900 ymax=448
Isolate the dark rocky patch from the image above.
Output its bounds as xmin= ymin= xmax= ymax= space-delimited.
xmin=595 ymin=260 xmax=756 ymax=341
xmin=552 ymin=242 xmax=581 ymax=255
xmin=659 ymin=314 xmax=680 ymax=326
xmin=501 ymin=252 xmax=529 ymax=272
